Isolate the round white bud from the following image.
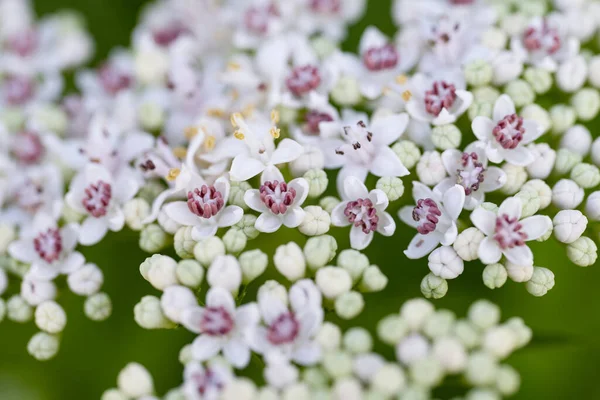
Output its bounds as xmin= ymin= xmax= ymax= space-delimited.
xmin=174 ymin=226 xmax=196 ymax=259
xmin=484 ymin=325 xmax=519 ymax=359
xmin=359 ymin=265 xmax=388 ymax=293
xmin=239 ymin=249 xmax=268 ymax=284
xmin=146 ymin=255 xmax=178 ymax=290
xmin=465 ymin=60 xmax=493 ymax=86
xmin=572 ymin=88 xmax=600 ymax=121
xmin=221 ymin=378 xmax=258 ymax=400
xmin=304 ymin=169 xmax=328 ymax=198
xmin=505 ymin=261 xmax=534 ymax=283
xmin=432 ymin=337 xmax=467 ymax=373
xmin=401 ymin=298 xmax=434 ymax=330
xmin=35 ymin=301 xmax=66 ymax=335
xmin=554 ymin=149 xmax=582 ymax=175
xmin=376 ymin=177 xmax=404 ymax=202
xmin=496 ymin=365 xmax=520 ymax=396
xmin=572 ymin=163 xmax=600 ymax=189
xmin=500 ymin=164 xmax=527 ymax=195
xmin=319 ymin=196 xmax=340 ymax=214
xmin=124 ymin=198 xmax=150 ymax=231
xmin=585 ymin=191 xmax=600 ymax=220
xmin=469 ymin=100 xmax=493 ymax=120
xmin=491 ymin=51 xmax=524 ymax=86
xmin=134 ymin=296 xmax=174 ymax=329
xmin=515 ymin=189 xmax=540 ymax=218
xmin=465 ymin=352 xmax=499 ymax=386
xmin=526 ymin=143 xmax=555 ymax=179
xmin=557 ymin=55 xmax=588 ymax=92
xmin=291 ymin=145 xmax=325 ymax=176
xmin=317 ymin=267 xmax=352 ymax=299
xmin=138 ymin=102 xmax=165 ymax=131
xmin=157 ymin=209 xmax=181 ymax=234
xmin=299 ymin=206 xmax=331 ymax=236
xmin=567 ymin=236 xmax=598 ymax=267
xmin=523 ymin=68 xmax=552 ymax=94
xmin=335 ymin=291 xmax=364 ymax=320
xmin=27 ymin=332 xmax=60 ymax=361
xmin=483 ymin=263 xmax=508 ymax=289
xmin=338 ymin=249 xmax=369 ymax=281
xmin=420 ymin=273 xmax=448 ymax=299
xmin=118 ymin=363 xmax=154 ymax=398
xmin=0 ymin=223 xmax=16 ymax=254
xmin=521 ymin=179 xmax=552 ymax=209
xmin=234 ymin=215 xmax=260 ymax=240
xmin=101 ymin=389 xmax=128 ymax=400
xmin=526 ymin=267 xmax=555 ymax=297
xmin=331 ymin=75 xmax=362 ymax=106
xmin=453 ymin=320 xmax=481 ymax=349
xmin=409 ymin=356 xmax=444 ymax=387
xmin=229 ymin=181 xmax=252 ymax=210
xmin=377 ymin=315 xmax=409 ymax=345
xmin=316 ymin=322 xmax=342 ymax=351
xmin=392 ymin=140 xmax=421 ymax=170
xmin=465 ymin=388 xmax=500 ymax=400
xmin=274 ymin=242 xmax=306 ymax=281
xmin=505 ymin=317 xmax=533 ymax=347
xmin=160 ymin=285 xmax=197 ymax=323
xmin=468 ymin=300 xmax=500 ymax=330
xmin=304 ymin=235 xmax=337 ymax=269
xmin=396 ymin=333 xmax=430 ymax=366
xmin=561 ymin=125 xmax=592 ymax=157
xmin=481 ymin=27 xmax=507 ymax=51
xmin=84 ymin=292 xmax=112 ymax=321
xmin=21 ymin=278 xmax=57 ymax=306
xmin=175 ymin=260 xmax=204 ymax=288
xmin=453 ymin=227 xmax=485 ymax=261
xmin=7 ymin=295 xmax=33 ymax=322
xmin=223 ymin=228 xmax=247 ymax=253
xmin=552 ymin=179 xmax=584 ymax=209
xmin=282 ymin=383 xmax=311 ymax=400
xmin=428 ymin=246 xmax=464 ymax=279
xmin=139 ymin=224 xmax=169 ymax=253
xmin=505 ymin=79 xmax=535 ymax=107
xmin=344 ymin=327 xmax=372 ymax=354
xmin=550 ymin=105 xmax=576 ymax=134
xmin=521 ymin=104 xmax=551 ymax=133
xmin=553 ymin=210 xmax=588 ymax=244
xmin=67 ymin=263 xmax=103 ymax=296
xmin=423 ymin=310 xmax=455 ymax=338
xmin=258 ymin=280 xmax=288 ymax=306
xmin=323 ymin=350 xmax=353 ymax=379
xmin=371 ymin=364 xmax=406 ymax=395
xmin=431 ymin=124 xmax=461 ymax=150
xmin=332 ymin=378 xmax=362 ymax=400
xmin=416 ymin=151 xmax=446 ymax=186
xmin=207 ymin=255 xmax=242 ymax=293
xmin=194 ymin=236 xmax=225 ymax=266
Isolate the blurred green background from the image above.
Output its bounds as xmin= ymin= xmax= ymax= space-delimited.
xmin=1 ymin=1 xmax=600 ymax=399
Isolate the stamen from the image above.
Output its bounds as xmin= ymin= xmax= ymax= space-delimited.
xmin=412 ymin=198 xmax=442 ymax=235
xmin=260 ymin=180 xmax=296 ymax=215
xmin=344 ymin=198 xmax=379 ymax=234
xmin=167 ymin=168 xmax=181 ymax=181
xmin=494 ymin=214 xmax=528 ymax=249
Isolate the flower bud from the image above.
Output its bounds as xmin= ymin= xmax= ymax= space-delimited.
xmin=124 ymin=198 xmax=150 ymax=231
xmin=453 ymin=227 xmax=484 ymax=261
xmin=299 ymin=206 xmax=331 ymax=236
xmin=465 ymin=352 xmax=498 ymax=386
xmin=175 ymin=260 xmax=204 ymax=288
xmin=35 ymin=300 xmax=67 ymax=334
xmin=500 ymin=165 xmax=527 ymax=195
xmin=239 ymin=249 xmax=268 ymax=284
xmin=431 ymin=124 xmax=461 ymax=150
xmin=373 ymin=178 xmax=404 ymax=204
xmin=505 ymin=80 xmax=535 ymax=107
xmin=552 ymin=179 xmax=584 ymax=209
xmin=468 ymin=300 xmax=500 ymax=330
xmin=521 ymin=104 xmax=551 ymax=133
xmin=482 ymin=263 xmax=508 ymax=289
xmin=319 ymin=196 xmax=340 ymax=214
xmin=553 ymin=210 xmax=588 ymax=243
xmin=274 ymin=242 xmax=306 ymax=281
xmin=316 ymin=322 xmax=342 ymax=351
xmin=550 ymin=105 xmax=576 ymax=134
xmin=117 ymin=363 xmax=154 ymax=398
xmin=572 ymin=88 xmax=600 ymax=121
xmin=481 ymin=27 xmax=507 ymax=50
xmin=465 ymin=60 xmax=493 ymax=87
xmin=222 ymin=378 xmax=257 ymax=400
xmin=466 ymin=388 xmax=500 ymax=400
xmin=396 ymin=333 xmax=429 ymax=366
xmin=335 ymin=291 xmax=364 ymax=320
xmin=554 ymin=149 xmax=582 ymax=175
xmin=424 ymin=310 xmax=455 ymax=338
xmin=557 ymin=55 xmax=587 ymax=92
xmin=160 ymin=285 xmax=197 ymax=323
xmin=514 ymin=189 xmax=540 ymax=218
xmin=454 ymin=320 xmax=481 ymax=349
xmin=21 ymin=278 xmax=57 ymax=306
xmin=304 ymin=235 xmax=337 ymax=269
xmin=234 ymin=215 xmax=260 ymax=240
xmin=401 ymin=298 xmax=434 ymax=330
xmin=496 ymin=365 xmax=520 ymax=396
xmin=258 ymin=280 xmax=288 ymax=306
xmin=290 ymin=145 xmax=324 ymax=176
xmin=230 ymin=181 xmax=252 ymax=210
xmin=67 ymin=263 xmax=103 ymax=296
xmin=428 ymin=246 xmax=464 ymax=279
xmin=101 ymin=389 xmax=127 ymax=400
xmin=410 ymin=356 xmax=444 ymax=387
xmin=7 ymin=295 xmax=33 ymax=322
xmin=338 ymin=249 xmax=369 ymax=281
xmin=323 ymin=350 xmax=353 ymax=378
xmin=0 ymin=268 xmax=8 ymax=296
xmin=526 ymin=267 xmax=555 ymax=297
xmin=417 ymin=151 xmax=446 ymax=186
xmin=27 ymin=332 xmax=60 ymax=361
xmin=85 ymin=292 xmax=112 ymax=321
xmin=157 ymin=210 xmax=181 ymax=234
xmin=304 ymin=169 xmax=328 ymax=198
xmin=331 ymin=75 xmax=362 ymax=106
xmin=567 ymin=236 xmax=598 ymax=267
xmin=207 ymin=255 xmax=242 ymax=293
xmin=524 ymin=67 xmax=552 ymax=94
xmin=392 ymin=141 xmax=421 ymax=170
xmin=137 ymin=181 xmax=165 ymax=204
xmin=432 ymin=337 xmax=467 ymax=373
xmin=378 ymin=315 xmax=409 ymax=345
xmin=143 ymin=254 xmax=177 ymax=290
xmin=505 ymin=261 xmax=534 ymax=283
xmin=483 ymin=325 xmax=518 ymax=359
xmin=0 ymin=224 xmax=15 ymax=254
xmin=138 ymin=102 xmax=165 ymax=131
xmin=561 ymin=125 xmax=592 ymax=157
xmin=31 ymin=105 xmax=68 ymax=134
xmin=491 ymin=51 xmax=523 ymax=86
xmin=194 ymin=236 xmax=225 ymax=266
xmin=526 ymin=143 xmax=555 ymax=179
xmin=420 ymin=273 xmax=448 ymax=299
xmin=223 ymin=228 xmax=247 ymax=253
xmin=139 ymin=224 xmax=170 ymax=253
xmin=468 ymin=100 xmax=493 ymax=120
xmin=572 ymin=163 xmax=600 ymax=189
xmin=585 ymin=191 xmax=600 ymax=220
xmin=317 ymin=267 xmax=352 ymax=299
xmin=521 ymin=179 xmax=552 ymax=209
xmin=474 ymin=87 xmax=500 ymax=104
xmin=359 ymin=265 xmax=388 ymax=293
xmin=344 ymin=327 xmax=372 ymax=354
xmin=134 ymin=296 xmax=175 ymax=329
xmin=372 ymin=364 xmax=406 ymax=395
xmin=174 ymin=226 xmax=196 ymax=259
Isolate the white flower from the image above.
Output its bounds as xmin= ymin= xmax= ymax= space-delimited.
xmin=435 ymin=144 xmax=506 ymax=210
xmin=399 ymin=182 xmax=465 ymax=259
xmin=21 ymin=278 xmax=57 ymax=306
xmin=181 ymin=287 xmax=259 ymax=369
xmin=66 ymin=163 xmax=139 ymax=245
xmin=164 ymin=176 xmax=243 ymax=239
xmin=331 ymin=176 xmax=396 ymax=250
xmin=471 ymin=95 xmax=543 ymax=166
xmin=244 ymin=167 xmax=309 ymax=233
xmin=8 ymin=213 xmax=84 ymax=280
xmin=250 ymin=280 xmax=323 ymax=366
xmin=470 ymin=197 xmax=552 ymax=266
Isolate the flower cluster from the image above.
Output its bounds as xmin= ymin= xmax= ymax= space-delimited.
xmin=1 ymin=0 xmax=599 ymax=397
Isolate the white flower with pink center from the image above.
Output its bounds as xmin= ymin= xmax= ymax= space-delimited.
xmin=181 ymin=287 xmax=259 ymax=369
xmin=406 ymin=73 xmax=473 ymax=126
xmin=472 ymin=95 xmax=543 ymax=166
xmin=244 ymin=168 xmax=309 ymax=233
xmin=470 ymin=197 xmax=552 ymax=266
xmin=232 ymin=1 xmax=289 ymax=50
xmin=331 ymin=176 xmax=396 ymax=250
xmin=290 ymin=93 xmax=341 ymax=145
xmin=294 ymin=0 xmax=366 ymax=41
xmin=164 ymin=176 xmax=243 ymax=239
xmin=182 ymin=361 xmax=233 ymax=400
xmin=399 ymin=182 xmax=466 ymax=259
xmin=65 ymin=163 xmax=140 ymax=245
xmin=434 ymin=143 xmax=507 ymax=210
xmin=8 ymin=213 xmax=84 ymax=281
xmin=250 ymin=280 xmax=323 ymax=366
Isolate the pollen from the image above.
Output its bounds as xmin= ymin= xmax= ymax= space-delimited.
xmin=173 ymin=147 xmax=187 ymax=159
xmin=184 ymin=126 xmax=199 ymax=139
xmin=402 ymin=90 xmax=412 ymax=102
xmin=206 ymin=108 xmax=224 ymax=117
xmin=271 ymin=109 xmax=280 ymax=124
xmin=270 ymin=127 xmax=281 ymax=139
xmin=227 ymin=61 xmax=241 ymax=70
xmin=395 ymin=74 xmax=408 ymax=85
xmin=242 ymin=104 xmax=255 ymax=117
xmin=166 ymin=168 xmax=181 ymax=181
xmin=205 ymin=135 xmax=216 ymax=150
xmin=234 ymin=130 xmax=245 ymax=140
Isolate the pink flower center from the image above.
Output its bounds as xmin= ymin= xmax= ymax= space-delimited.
xmin=7 ymin=29 xmax=38 ymax=57
xmin=191 ymin=368 xmax=223 ymax=396
xmin=424 ymin=81 xmax=457 ymax=116
xmin=267 ymin=312 xmax=300 ymax=345
xmin=286 ymin=65 xmax=321 ymax=97
xmin=310 ymin=0 xmax=341 ymax=13
xmin=244 ymin=4 xmax=278 ymax=35
xmin=260 ymin=180 xmax=296 ymax=215
xmin=456 ymin=152 xmax=485 ymax=195
xmin=523 ymin=22 xmax=561 ymax=55
xmin=187 ymin=185 xmax=225 ymax=219
xmin=344 ymin=198 xmax=379 ymax=234
xmin=305 ymin=110 xmax=334 ymax=135
xmin=492 ymin=114 xmax=525 ymax=150
xmin=34 ymin=228 xmax=62 ymax=263
xmin=3 ymin=75 xmax=35 ymax=105
xmin=82 ymin=180 xmax=112 ymax=218
xmin=200 ymin=306 xmax=234 ymax=336
xmin=412 ymin=198 xmax=442 ymax=235
xmin=494 ymin=214 xmax=527 ymax=250
xmin=363 ymin=44 xmax=399 ymax=71
xmin=99 ymin=63 xmax=132 ymax=95
xmin=152 ymin=24 xmax=186 ymax=47
xmin=12 ymin=131 xmax=44 ymax=165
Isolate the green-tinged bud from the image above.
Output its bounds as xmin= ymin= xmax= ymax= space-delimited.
xmin=299 ymin=206 xmax=331 ymax=236
xmin=229 ymin=181 xmax=252 ymax=210
xmin=304 ymin=235 xmax=337 ymax=269
xmin=319 ymin=196 xmax=341 ymax=214
xmin=134 ymin=296 xmax=175 ymax=329
xmin=501 ymin=165 xmax=527 ymax=195
xmin=505 ymin=79 xmax=535 ymax=107
xmin=84 ymin=293 xmax=112 ymax=321
xmin=454 ymin=320 xmax=481 ymax=349
xmin=174 ymin=226 xmax=196 ymax=259
xmin=496 ymin=365 xmax=521 ymax=396
xmin=194 ymin=237 xmax=225 ymax=266
xmin=123 ymin=198 xmax=150 ymax=231
xmin=420 ymin=273 xmax=448 ymax=299
xmin=138 ymin=102 xmax=165 ymax=131
xmin=571 ymin=163 xmax=600 ymax=188
xmin=304 ymin=169 xmax=329 ymax=198
xmin=567 ymin=236 xmax=598 ymax=266
xmin=521 ymin=104 xmax=551 ymax=133
xmin=554 ymin=148 xmax=582 ymax=175
xmin=223 ymin=228 xmax=247 ymax=253
xmin=322 ymin=350 xmax=353 ymax=379
xmin=331 ymin=75 xmax=362 ymax=106
xmin=338 ymin=249 xmax=369 ymax=281
xmin=343 ymin=327 xmax=372 ymax=354
xmin=376 ymin=176 xmax=404 ymax=202
xmin=239 ymin=249 xmax=268 ymax=284
xmin=526 ymin=267 xmax=555 ymax=297
xmin=431 ymin=124 xmax=462 ymax=150
xmin=377 ymin=315 xmax=409 ymax=345
xmin=359 ymin=265 xmax=388 ymax=292
xmin=483 ymin=263 xmax=508 ymax=289
xmin=234 ymin=214 xmax=259 ymax=240
xmin=316 ymin=322 xmax=342 ymax=351
xmin=392 ymin=140 xmax=421 ymax=170
xmin=61 ymin=204 xmax=85 ymax=224
xmin=311 ymin=36 xmax=337 ymax=58
xmin=465 ymin=352 xmax=498 ymax=386
xmin=27 ymin=332 xmax=60 ymax=361
xmin=515 ymin=189 xmax=540 ymax=218
xmin=139 ymin=224 xmax=170 ymax=253
xmin=7 ymin=295 xmax=32 ymax=323
xmin=335 ymin=291 xmax=364 ymax=320
xmin=572 ymin=88 xmax=600 ymax=121
xmin=473 ymin=86 xmax=500 ymax=104
xmin=465 ymin=60 xmax=493 ymax=87
xmin=176 ymin=260 xmax=204 ymax=288
xmin=137 ymin=181 xmax=166 ymax=204
xmin=523 ymin=67 xmax=552 ymax=94
xmin=468 ymin=100 xmax=493 ymax=120
xmin=521 ymin=179 xmax=552 ymax=209
xmin=550 ymin=105 xmax=576 ymax=134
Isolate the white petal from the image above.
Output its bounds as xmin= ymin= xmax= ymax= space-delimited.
xmin=376 ymin=212 xmax=396 ymax=236
xmin=350 ymin=225 xmax=374 ymax=250
xmin=258 ymin=295 xmax=287 ymax=326
xmin=244 ymin=190 xmax=269 ymax=213
xmin=337 ymin=166 xmax=369 ymax=199
xmin=370 ymin=113 xmax=409 ymax=146
xmin=270 ymin=139 xmax=304 ymax=165
xmin=369 ymin=189 xmax=389 ymax=210
xmin=79 ymin=217 xmax=109 ymax=246
xmin=206 ymin=287 xmax=236 ymax=313
xmin=502 ymin=146 xmax=535 ymax=166
xmin=342 ymin=175 xmax=369 ymax=200
xmin=471 ymin=117 xmax=494 ymax=141
xmin=61 ymin=252 xmax=85 ymax=274
xmin=217 ymin=206 xmax=243 ymax=228
xmin=261 ymin=165 xmax=285 ymax=184
xmin=230 ymin=154 xmax=266 ymax=182
xmin=8 ymin=240 xmax=35 ymax=263
xmin=331 ymin=202 xmax=351 ymax=227
xmin=107 ymin=208 xmax=125 ymax=231
xmin=370 ymin=146 xmax=409 ymax=177
xmin=223 ymin=338 xmax=251 ymax=369
xmin=181 ymin=307 xmax=204 ymax=334
xmin=480 ymin=167 xmax=506 ymax=192
xmin=255 ymin=213 xmax=283 ymax=233
xmin=191 ymin=223 xmax=218 ymax=239
xmin=288 ymin=178 xmax=309 ymax=207
xmin=441 ymin=149 xmax=462 ymax=175
xmin=503 ymin=245 xmax=533 ymax=266
xmin=470 ymin=207 xmax=497 ymax=236
xmin=398 ymin=206 xmax=419 ymax=228
xmin=404 ymin=233 xmax=441 ymax=259
xmin=235 ymin=303 xmax=260 ymax=329
xmin=520 ymin=215 xmax=552 ymax=241
xmin=442 ymin=185 xmax=465 ymax=221
xmin=191 ymin=335 xmax=223 ymax=361
xmin=292 ymin=342 xmax=321 ymax=366
xmin=522 ymin=119 xmax=543 ymax=143
xmin=478 ymin=237 xmax=502 ymax=264
xmin=498 ymin=197 xmax=522 ymax=220
xmin=165 ymin=201 xmax=199 ymax=226
xmin=493 ymin=94 xmax=516 ymax=121
xmin=412 ymin=181 xmax=434 ymax=202
xmin=432 ymin=108 xmax=457 ymax=126
xmin=283 ymin=207 xmax=305 ymax=228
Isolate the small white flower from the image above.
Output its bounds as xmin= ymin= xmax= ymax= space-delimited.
xmin=181 ymin=287 xmax=259 ymax=369
xmin=182 ymin=362 xmax=233 ymax=400
xmin=470 ymin=197 xmax=551 ymax=266
xmin=117 ymin=363 xmax=154 ymax=398
xmin=331 ymin=176 xmax=396 ymax=250
xmin=21 ymin=278 xmax=57 ymax=306
xmin=399 ymin=182 xmax=465 ymax=259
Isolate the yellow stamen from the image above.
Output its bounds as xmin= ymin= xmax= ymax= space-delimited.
xmin=173 ymin=147 xmax=187 ymax=159
xmin=242 ymin=104 xmax=254 ymax=118
xmin=206 ymin=108 xmax=225 ymax=118
xmin=230 ymin=112 xmax=242 ymax=128
xmin=205 ymin=135 xmax=216 ymax=150
xmin=184 ymin=126 xmax=198 ymax=139
xmin=402 ymin=90 xmax=412 ymax=102
xmin=270 ymin=127 xmax=281 ymax=139
xmin=270 ymin=109 xmax=280 ymax=124
xmin=234 ymin=130 xmax=245 ymax=140
xmin=395 ymin=74 xmax=408 ymax=85
xmin=227 ymin=61 xmax=241 ymax=70
xmin=166 ymin=168 xmax=180 ymax=182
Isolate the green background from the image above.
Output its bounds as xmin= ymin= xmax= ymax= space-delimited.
xmin=1 ymin=1 xmax=600 ymax=399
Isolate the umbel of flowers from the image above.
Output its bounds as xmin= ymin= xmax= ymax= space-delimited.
xmin=0 ymin=0 xmax=599 ymax=398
